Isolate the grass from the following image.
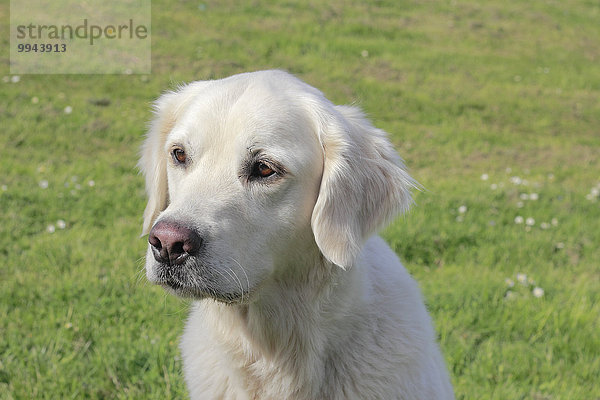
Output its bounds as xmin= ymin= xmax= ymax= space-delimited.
xmin=1 ymin=0 xmax=599 ymax=398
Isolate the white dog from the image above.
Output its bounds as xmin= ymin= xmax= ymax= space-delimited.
xmin=140 ymin=70 xmax=454 ymax=399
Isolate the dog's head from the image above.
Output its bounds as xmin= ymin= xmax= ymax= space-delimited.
xmin=140 ymin=70 xmax=416 ymax=303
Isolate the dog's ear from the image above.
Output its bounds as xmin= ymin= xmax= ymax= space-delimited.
xmin=139 ymin=90 xmax=183 ymax=236
xmin=311 ymin=105 xmax=417 ymax=269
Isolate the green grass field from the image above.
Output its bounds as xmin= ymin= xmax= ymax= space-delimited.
xmin=1 ymin=0 xmax=599 ymax=398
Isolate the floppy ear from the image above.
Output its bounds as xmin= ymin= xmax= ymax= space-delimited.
xmin=311 ymin=105 xmax=417 ymax=269
xmin=139 ymin=90 xmax=183 ymax=235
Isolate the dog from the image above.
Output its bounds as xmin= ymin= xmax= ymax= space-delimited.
xmin=140 ymin=70 xmax=454 ymax=399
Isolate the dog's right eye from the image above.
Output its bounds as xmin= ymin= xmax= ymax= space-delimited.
xmin=172 ymin=148 xmax=187 ymax=164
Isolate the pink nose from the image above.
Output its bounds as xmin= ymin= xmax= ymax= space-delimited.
xmin=148 ymin=221 xmax=203 ymax=265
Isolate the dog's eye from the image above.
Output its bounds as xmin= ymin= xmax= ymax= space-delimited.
xmin=172 ymin=148 xmax=187 ymax=164
xmin=251 ymin=161 xmax=276 ymax=179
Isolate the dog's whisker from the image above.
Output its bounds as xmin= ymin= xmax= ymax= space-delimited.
xmin=229 ymin=257 xmax=250 ymax=303
xmin=133 ymin=256 xmax=149 ymax=287
xmin=212 ymin=262 xmax=244 ymax=302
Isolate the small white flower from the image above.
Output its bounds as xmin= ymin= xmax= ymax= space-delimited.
xmin=31 ymin=96 xmax=39 ymax=104
xmin=532 ymin=287 xmax=544 ymax=298
xmin=505 ymin=278 xmax=515 ymax=288
xmin=520 ymin=193 xmax=529 ymax=200
xmin=510 ymin=176 xmax=522 ymax=185
xmin=1 ymin=185 xmax=7 ymax=191
xmin=517 ymin=273 xmax=527 ymax=284
xmin=481 ymin=173 xmax=489 ymax=181
xmin=505 ymin=290 xmax=516 ymax=300
xmin=64 ymin=106 xmax=73 ymax=114
xmin=361 ymin=50 xmax=369 ymax=58
xmin=88 ymin=180 xmax=95 ymax=187
xmin=555 ymin=242 xmax=565 ymax=249
xmin=540 ymin=222 xmax=550 ymax=230
xmin=11 ymin=75 xmax=20 ymax=83
xmin=591 ymin=187 xmax=599 ymax=197
xmin=586 ymin=193 xmax=596 ymax=201
xmin=490 ymin=183 xmax=498 ymax=190
xmin=71 ymin=176 xmax=78 ymax=182
xmin=75 ymin=183 xmax=82 ymax=190
xmin=551 ymin=218 xmax=558 ymax=226
xmin=39 ymin=180 xmax=49 ymax=189
xmin=458 ymin=205 xmax=467 ymax=214
xmin=526 ymin=217 xmax=535 ymax=226
xmin=517 ymin=201 xmax=524 ymax=208
xmin=47 ymin=224 xmax=56 ymax=233
xmin=2 ymin=76 xmax=9 ymax=83
xmin=514 ymin=216 xmax=524 ymax=224
xmin=529 ymin=193 xmax=539 ymax=200
xmin=456 ymin=215 xmax=464 ymax=222
xmin=56 ymin=219 xmax=66 ymax=229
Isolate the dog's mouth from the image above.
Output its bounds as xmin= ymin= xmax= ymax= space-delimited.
xmin=160 ymin=278 xmax=185 ymax=291
xmin=151 ymin=263 xmax=249 ymax=305
xmin=158 ymin=279 xmax=207 ymax=299
xmin=162 ymin=282 xmax=246 ymax=305
xmin=154 ymin=271 xmax=208 ymax=299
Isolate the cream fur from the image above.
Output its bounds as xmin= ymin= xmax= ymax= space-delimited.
xmin=140 ymin=70 xmax=454 ymax=399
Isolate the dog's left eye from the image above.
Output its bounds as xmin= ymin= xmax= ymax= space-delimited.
xmin=250 ymin=161 xmax=276 ymax=179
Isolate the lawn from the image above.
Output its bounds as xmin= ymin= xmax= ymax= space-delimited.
xmin=1 ymin=0 xmax=599 ymax=399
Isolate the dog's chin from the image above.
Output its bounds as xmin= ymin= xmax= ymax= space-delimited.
xmin=152 ymin=273 xmax=249 ymax=305
xmin=158 ymin=280 xmax=208 ymax=300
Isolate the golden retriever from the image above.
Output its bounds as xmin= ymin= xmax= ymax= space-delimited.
xmin=140 ymin=70 xmax=454 ymax=399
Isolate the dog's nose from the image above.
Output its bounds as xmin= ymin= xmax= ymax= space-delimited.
xmin=148 ymin=221 xmax=203 ymax=265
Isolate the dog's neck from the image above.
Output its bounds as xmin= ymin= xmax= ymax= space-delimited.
xmin=199 ymin=252 xmax=367 ymax=397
